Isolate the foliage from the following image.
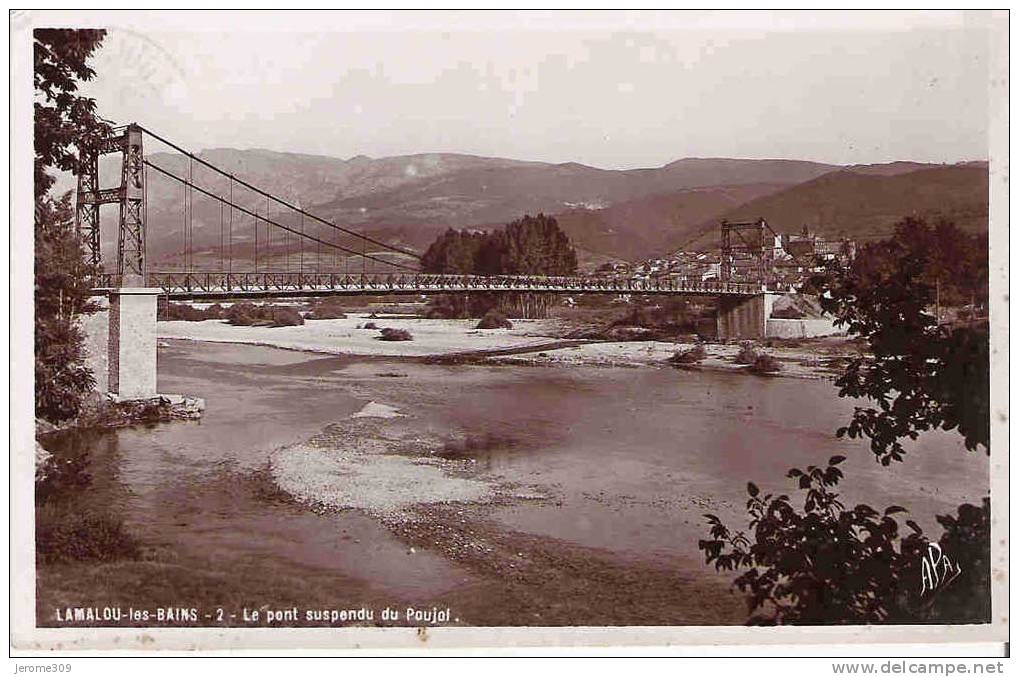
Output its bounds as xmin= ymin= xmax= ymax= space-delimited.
xmin=701 ymin=457 xmax=921 ymax=624
xmin=421 ymin=214 xmax=577 ymax=319
xmin=224 ymin=303 xmax=304 ymax=327
xmin=818 ymin=217 xmax=989 ymax=463
xmin=426 ymin=293 xmax=498 ymax=319
xmin=36 ymin=432 xmax=140 ymax=565
xmin=702 ymin=217 xmax=991 ymax=625
xmin=158 ymin=302 xmax=224 ymax=321
xmin=700 ymin=459 xmax=990 ymax=625
xmin=378 ymin=327 xmax=413 ymax=341
xmin=750 ymin=353 xmax=783 ymax=374
xmin=734 ymin=341 xmax=759 ymax=365
xmin=421 ymin=213 xmax=578 ymax=276
xmin=35 ymin=195 xmax=98 ymax=421
xmin=611 ymin=298 xmax=699 ymax=334
xmin=269 ymin=307 xmax=304 ymax=327
xmin=669 ymin=345 xmax=707 ymax=365
xmin=224 ymin=302 xmax=258 ymax=326
xmin=34 ymin=29 xmax=110 ymax=200
xmin=304 ymin=298 xmax=347 ymax=320
xmin=926 ymin=498 xmax=991 ymax=622
xmin=34 ymin=30 xmax=108 ymax=421
xmin=476 ymin=309 xmax=513 ymax=329
xmin=36 ymin=502 xmax=141 ymax=564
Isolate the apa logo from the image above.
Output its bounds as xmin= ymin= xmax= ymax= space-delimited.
xmin=919 ymin=543 xmax=962 ymax=598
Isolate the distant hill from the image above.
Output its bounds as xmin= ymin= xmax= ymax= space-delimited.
xmin=552 ymin=183 xmax=787 ymax=261
xmin=81 ymin=147 xmax=985 ymax=267
xmin=682 ymin=164 xmax=989 ymax=251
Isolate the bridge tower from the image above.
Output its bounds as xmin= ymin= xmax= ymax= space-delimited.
xmin=75 ymin=123 xmax=147 ymax=284
xmin=717 ymin=218 xmax=775 ymax=340
xmin=719 ymin=217 xmax=770 ymax=286
xmin=76 ymin=123 xmax=159 ymax=400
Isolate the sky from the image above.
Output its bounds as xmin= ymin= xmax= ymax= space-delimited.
xmin=77 ymin=11 xmax=995 ymax=169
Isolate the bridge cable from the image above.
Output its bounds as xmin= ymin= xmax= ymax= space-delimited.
xmin=144 ymin=160 xmax=419 ymax=271
xmin=254 ymin=191 xmax=259 ymax=272
xmin=186 ymin=157 xmax=192 ymax=272
xmin=228 ymin=177 xmax=233 ymax=274
xmin=143 ymin=162 xmax=149 ymax=278
xmin=137 ymin=125 xmax=421 ymax=261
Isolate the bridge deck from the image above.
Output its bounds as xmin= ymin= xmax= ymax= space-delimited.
xmin=91 ymin=272 xmax=765 ymax=300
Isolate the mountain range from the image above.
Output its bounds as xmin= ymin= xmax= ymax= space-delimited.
xmin=86 ymin=149 xmax=988 ymax=268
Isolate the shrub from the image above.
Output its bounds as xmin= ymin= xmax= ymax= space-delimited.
xmin=700 ymin=457 xmax=929 ymax=624
xmin=305 ymin=298 xmax=347 ymax=320
xmin=700 ymin=459 xmax=989 ymax=624
xmin=735 ymin=340 xmax=759 ymax=365
xmin=476 ymin=309 xmax=513 ymax=329
xmin=269 ymin=307 xmax=304 ymax=327
xmin=225 ymin=302 xmax=260 ymax=326
xmin=363 ymin=322 xmax=378 ymax=330
xmin=36 ymin=502 xmax=141 ymax=564
xmin=224 ymin=303 xmax=304 ymax=327
xmin=426 ymin=293 xmax=498 ymax=319
xmin=378 ymin=327 xmax=413 ymax=341
xmin=750 ymin=353 xmax=783 ymax=374
xmin=669 ymin=345 xmax=707 ymax=365
xmin=159 ymin=303 xmax=226 ymax=321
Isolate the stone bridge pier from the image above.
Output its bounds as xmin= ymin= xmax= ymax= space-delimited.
xmin=81 ymin=285 xmax=162 ymax=399
xmin=716 ymin=293 xmax=778 ymax=341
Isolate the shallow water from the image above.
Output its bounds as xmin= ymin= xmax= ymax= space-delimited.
xmin=42 ymin=340 xmax=989 ymax=604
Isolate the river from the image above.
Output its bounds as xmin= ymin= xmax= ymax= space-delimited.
xmin=39 ymin=339 xmax=989 ymax=625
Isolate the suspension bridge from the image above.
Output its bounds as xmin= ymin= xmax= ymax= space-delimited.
xmin=79 ymin=124 xmax=766 ymax=299
xmin=75 ymin=122 xmax=781 ymax=400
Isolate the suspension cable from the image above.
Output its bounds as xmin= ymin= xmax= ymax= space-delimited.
xmin=228 ymin=177 xmax=233 ymax=274
xmin=254 ymin=192 xmax=259 ymax=273
xmin=187 ymin=156 xmax=194 ymax=272
xmin=137 ymin=124 xmax=420 ymax=260
xmin=144 ymin=160 xmax=417 ymax=270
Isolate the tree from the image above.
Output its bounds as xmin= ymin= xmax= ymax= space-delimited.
xmin=420 ymin=214 xmax=578 ymax=318
xmin=34 ymin=29 xmax=110 ymax=200
xmin=700 ymin=217 xmax=991 ymax=624
xmin=499 ymin=214 xmax=578 ymax=275
xmin=34 ymin=29 xmax=108 ymax=421
xmin=701 ymin=457 xmax=930 ymax=624
xmin=819 ymin=217 xmax=989 ymax=464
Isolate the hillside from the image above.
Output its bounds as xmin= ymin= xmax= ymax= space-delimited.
xmin=552 ymin=183 xmax=787 ymax=261
xmin=682 ymin=164 xmax=989 ymax=251
xmin=81 ymin=147 xmax=985 ymax=267
xmin=123 ymin=151 xmax=838 ymax=265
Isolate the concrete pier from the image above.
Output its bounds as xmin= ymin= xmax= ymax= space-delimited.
xmin=82 ymin=287 xmax=161 ymax=399
xmin=716 ymin=293 xmax=777 ymax=340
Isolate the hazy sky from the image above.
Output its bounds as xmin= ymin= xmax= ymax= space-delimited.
xmin=79 ymin=11 xmax=993 ymax=169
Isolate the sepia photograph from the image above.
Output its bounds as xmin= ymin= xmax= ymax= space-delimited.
xmin=9 ymin=9 xmax=1009 ymax=656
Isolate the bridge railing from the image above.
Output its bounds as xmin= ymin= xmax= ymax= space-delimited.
xmin=90 ymin=271 xmax=764 ymax=296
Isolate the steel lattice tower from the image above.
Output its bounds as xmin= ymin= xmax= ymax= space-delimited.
xmin=74 ymin=123 xmax=147 ymax=284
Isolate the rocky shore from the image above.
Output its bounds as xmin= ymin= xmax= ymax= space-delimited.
xmin=158 ymin=313 xmax=857 ymax=380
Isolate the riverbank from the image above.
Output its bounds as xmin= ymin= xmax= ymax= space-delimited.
xmin=157 ymin=314 xmax=857 ymax=378
xmin=488 ymin=338 xmax=853 ymax=378
xmin=35 ymin=339 xmax=985 ymax=628
xmin=157 ymin=315 xmax=566 ymax=357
